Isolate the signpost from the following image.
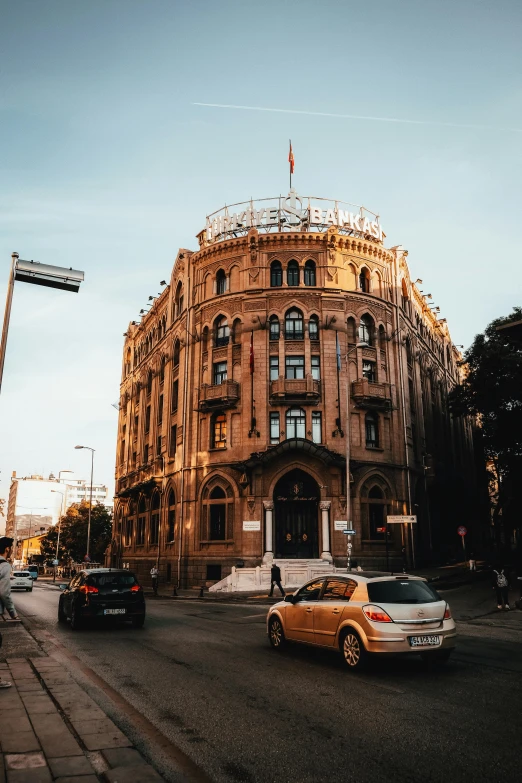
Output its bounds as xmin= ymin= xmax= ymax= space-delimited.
xmin=458 ymin=526 xmax=467 ymax=562
xmin=340 ymin=526 xmax=356 ymax=571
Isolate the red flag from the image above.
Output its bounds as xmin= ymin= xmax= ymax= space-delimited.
xmin=249 ymin=332 xmax=254 ymax=374
xmin=288 ymin=141 xmax=294 ymax=174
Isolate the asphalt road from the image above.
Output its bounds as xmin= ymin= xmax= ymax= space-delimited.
xmin=12 ymin=582 xmax=521 ymax=783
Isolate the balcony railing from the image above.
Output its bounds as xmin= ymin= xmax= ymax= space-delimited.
xmin=351 ymin=379 xmax=392 ymax=410
xmin=270 ymin=376 xmax=321 ymax=404
xmin=198 ymin=379 xmax=240 ymax=411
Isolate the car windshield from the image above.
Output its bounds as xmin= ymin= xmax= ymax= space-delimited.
xmin=87 ymin=573 xmax=138 ymax=587
xmin=367 ymin=579 xmax=441 ymax=604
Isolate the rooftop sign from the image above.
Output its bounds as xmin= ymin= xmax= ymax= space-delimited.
xmin=203 ymin=189 xmax=383 ymax=244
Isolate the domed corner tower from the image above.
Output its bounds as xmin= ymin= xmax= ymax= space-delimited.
xmin=113 ymin=191 xmax=477 ymax=590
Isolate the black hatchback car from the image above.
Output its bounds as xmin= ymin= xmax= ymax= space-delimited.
xmin=58 ymin=569 xmax=145 ymax=630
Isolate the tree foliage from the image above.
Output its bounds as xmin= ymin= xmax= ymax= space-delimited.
xmin=40 ymin=503 xmax=112 ymax=565
xmin=449 ymin=307 xmax=522 ymax=544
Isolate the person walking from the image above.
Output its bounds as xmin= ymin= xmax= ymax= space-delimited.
xmin=150 ymin=565 xmax=159 ymax=596
xmin=492 ymin=565 xmax=510 ymax=610
xmin=269 ymin=563 xmax=285 ymax=598
xmin=0 ymin=537 xmax=20 ymax=624
xmin=469 ymin=553 xmax=477 ymax=571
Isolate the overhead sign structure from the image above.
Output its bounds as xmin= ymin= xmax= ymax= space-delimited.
xmin=203 ymin=189 xmax=383 ymax=245
xmin=387 ymin=515 xmax=417 ymax=525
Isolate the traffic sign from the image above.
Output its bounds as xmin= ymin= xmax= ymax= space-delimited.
xmin=387 ymin=515 xmax=417 ymax=524
xmin=342 ymin=529 xmax=356 ymax=535
xmin=457 ymin=526 xmax=467 ymax=536
xmin=52 ymin=559 xmax=59 ymax=566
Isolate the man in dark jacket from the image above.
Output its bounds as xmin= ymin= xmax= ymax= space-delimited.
xmin=492 ymin=565 xmax=510 ymax=610
xmin=269 ymin=563 xmax=285 ymax=598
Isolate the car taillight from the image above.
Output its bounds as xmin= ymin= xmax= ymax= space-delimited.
xmin=363 ymin=604 xmax=393 ymax=623
xmin=79 ymin=584 xmax=99 ymax=594
xmin=131 ymin=584 xmax=141 ymax=592
xmin=444 ymin=604 xmax=452 ymax=620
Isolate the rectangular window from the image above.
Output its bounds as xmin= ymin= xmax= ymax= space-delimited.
xmin=311 ymin=355 xmax=321 ymax=380
xmin=134 ymin=414 xmax=139 ymax=437
xmin=170 ymin=425 xmax=177 ymax=457
xmin=158 ymin=394 xmax=163 ymax=424
xmin=270 ymin=356 xmax=279 ymax=381
xmin=171 ymin=380 xmax=179 ymax=412
xmin=143 ymin=443 xmax=149 ymax=464
xmin=156 ymin=435 xmax=162 ymax=457
xmin=132 ymin=451 xmax=137 ymax=468
xmin=213 ymin=361 xmax=227 ymax=385
xmin=150 ymin=513 xmax=159 ymax=545
xmin=167 ymin=508 xmax=175 ymax=542
xmin=137 ymin=517 xmax=145 ymax=546
xmin=286 ymin=409 xmax=306 ymax=439
xmin=285 ymin=355 xmax=305 ymax=379
xmin=312 ymin=411 xmax=322 ymax=444
xmin=362 ymin=361 xmax=376 ymax=382
xmin=145 ymin=405 xmax=151 ymax=433
xmin=270 ymin=412 xmax=280 ymax=444
xmin=212 ymin=414 xmax=227 ymax=449
xmin=119 ymin=440 xmax=126 ymax=465
xmin=209 ymin=503 xmax=226 ymax=540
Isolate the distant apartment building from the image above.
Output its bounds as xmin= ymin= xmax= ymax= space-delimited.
xmin=59 ymin=479 xmax=112 ymax=509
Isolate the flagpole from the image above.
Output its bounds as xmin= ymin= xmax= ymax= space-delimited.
xmin=289 ymin=139 xmax=292 ymax=189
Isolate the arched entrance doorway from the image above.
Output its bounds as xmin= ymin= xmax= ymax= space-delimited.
xmin=274 ymin=469 xmax=319 ymax=558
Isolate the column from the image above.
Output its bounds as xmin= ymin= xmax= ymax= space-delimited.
xmin=320 ymin=501 xmax=333 ymax=562
xmin=263 ymin=501 xmax=274 ymax=564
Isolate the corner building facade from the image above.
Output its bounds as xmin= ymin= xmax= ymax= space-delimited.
xmin=111 ymin=193 xmax=478 ymax=589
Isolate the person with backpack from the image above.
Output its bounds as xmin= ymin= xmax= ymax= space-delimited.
xmin=492 ymin=565 xmax=510 ymax=610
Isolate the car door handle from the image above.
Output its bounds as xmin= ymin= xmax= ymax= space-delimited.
xmin=306 ymin=608 xmax=313 ymax=613
xmin=332 ymin=609 xmax=341 ymax=614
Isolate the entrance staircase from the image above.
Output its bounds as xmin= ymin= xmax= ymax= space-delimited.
xmin=208 ymin=559 xmax=336 ymax=594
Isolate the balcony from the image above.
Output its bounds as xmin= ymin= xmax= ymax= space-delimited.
xmin=270 ymin=376 xmax=321 ymax=404
xmin=198 ymin=380 xmax=240 ymax=411
xmin=351 ymin=379 xmax=392 ymax=410
xmin=116 ymin=460 xmax=161 ymax=496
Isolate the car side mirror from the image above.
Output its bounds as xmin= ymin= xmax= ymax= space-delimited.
xmin=58 ymin=583 xmax=69 ymax=591
xmin=284 ymin=594 xmax=296 ymax=604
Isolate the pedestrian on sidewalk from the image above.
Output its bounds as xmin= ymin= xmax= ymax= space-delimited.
xmin=492 ymin=565 xmax=510 ymax=610
xmin=269 ymin=563 xmax=285 ymax=598
xmin=469 ymin=553 xmax=476 ymax=571
xmin=150 ymin=565 xmax=159 ymax=596
xmin=0 ymin=537 xmax=20 ymax=624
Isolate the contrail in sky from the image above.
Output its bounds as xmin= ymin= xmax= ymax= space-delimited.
xmin=193 ymin=102 xmax=522 ymax=134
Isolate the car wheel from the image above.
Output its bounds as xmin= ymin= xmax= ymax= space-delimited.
xmin=58 ymin=599 xmax=67 ymax=624
xmin=268 ymin=616 xmax=286 ymax=650
xmin=340 ymin=629 xmax=367 ymax=670
xmin=421 ymin=649 xmax=452 ymax=666
xmin=70 ymin=604 xmax=82 ymax=631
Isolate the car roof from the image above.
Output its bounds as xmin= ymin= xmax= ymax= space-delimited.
xmin=81 ymin=568 xmax=132 ymax=574
xmin=307 ymin=572 xmax=424 ymax=583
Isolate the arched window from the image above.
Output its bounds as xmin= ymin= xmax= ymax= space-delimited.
xmin=285 ymin=308 xmax=304 ymax=340
xmin=202 ymin=482 xmax=235 ymax=541
xmin=368 ymin=486 xmax=386 ymax=539
xmin=137 ymin=496 xmax=147 ymax=546
xmin=365 ymin=412 xmax=379 ymax=448
xmin=308 ymin=314 xmax=319 ymax=340
xmin=269 ymin=315 xmax=280 ymax=341
xmin=173 ymin=339 xmax=180 ymax=367
xmin=304 ymin=260 xmax=316 ymax=286
xmin=359 ymin=314 xmax=374 ymax=345
xmin=159 ymin=356 xmax=165 ymax=385
xmin=270 ymin=261 xmax=282 ymax=287
xmin=286 ymin=408 xmax=306 ymax=439
xmin=215 ymin=316 xmax=230 ymax=347
xmin=201 ymin=326 xmax=208 ymax=353
xmin=150 ymin=492 xmax=160 ymax=546
xmin=146 ymin=370 xmax=153 ymax=396
xmin=211 ymin=411 xmax=227 ymax=449
xmin=359 ymin=267 xmax=370 ymax=293
xmin=378 ymin=325 xmax=386 ymax=350
xmin=287 ymin=260 xmax=300 ymax=287
xmin=406 ymin=338 xmax=413 ymax=367
xmin=167 ymin=489 xmax=176 ymax=542
xmin=347 ymin=317 xmax=356 ymax=343
xmin=175 ymin=282 xmax=184 ymax=317
xmin=216 ymin=269 xmax=227 ymax=295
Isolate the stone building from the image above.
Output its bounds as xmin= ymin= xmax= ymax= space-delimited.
xmin=110 ymin=191 xmax=478 ymax=590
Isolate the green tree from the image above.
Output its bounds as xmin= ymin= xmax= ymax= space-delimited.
xmin=449 ymin=307 xmax=522 ymax=552
xmin=40 ymin=503 xmax=112 ymax=565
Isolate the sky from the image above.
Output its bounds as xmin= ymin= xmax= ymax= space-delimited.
xmin=1 ymin=0 xmax=521 ymax=521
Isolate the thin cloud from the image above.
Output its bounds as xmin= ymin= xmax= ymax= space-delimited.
xmin=193 ymin=102 xmax=522 ymax=134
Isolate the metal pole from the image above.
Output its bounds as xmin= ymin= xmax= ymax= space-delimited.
xmin=54 ymin=491 xmax=65 ymax=582
xmin=87 ymin=449 xmax=94 ymax=559
xmin=345 ymin=344 xmax=352 ymax=571
xmin=0 ymin=253 xmax=18 ymax=395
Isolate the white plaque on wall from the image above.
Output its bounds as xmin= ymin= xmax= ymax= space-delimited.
xmin=243 ymin=520 xmax=261 ymax=531
xmin=334 ymin=520 xmax=349 ymax=531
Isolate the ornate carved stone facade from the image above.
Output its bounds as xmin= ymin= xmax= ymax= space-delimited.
xmin=110 ymin=214 xmax=478 ymax=588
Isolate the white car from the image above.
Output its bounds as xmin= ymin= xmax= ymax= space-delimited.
xmin=11 ymin=571 xmax=34 ymax=592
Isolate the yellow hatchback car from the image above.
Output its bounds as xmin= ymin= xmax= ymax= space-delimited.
xmin=267 ymin=572 xmax=456 ymax=669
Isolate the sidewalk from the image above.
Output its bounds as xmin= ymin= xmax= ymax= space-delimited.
xmin=0 ymin=631 xmax=164 ymax=782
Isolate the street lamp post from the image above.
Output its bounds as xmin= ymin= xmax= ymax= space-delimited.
xmin=344 ymin=340 xmax=368 ymax=572
xmin=74 ymin=446 xmax=95 ymax=561
xmin=52 ymin=470 xmax=73 ymax=580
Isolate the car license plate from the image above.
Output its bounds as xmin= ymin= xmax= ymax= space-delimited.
xmin=104 ymin=608 xmax=126 ymax=615
xmin=409 ymin=635 xmax=441 ymax=647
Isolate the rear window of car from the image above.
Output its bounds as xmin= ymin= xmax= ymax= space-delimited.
xmin=87 ymin=573 xmax=138 ymax=587
xmin=367 ymin=579 xmax=440 ymax=604
xmin=13 ymin=572 xmax=31 ymax=577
